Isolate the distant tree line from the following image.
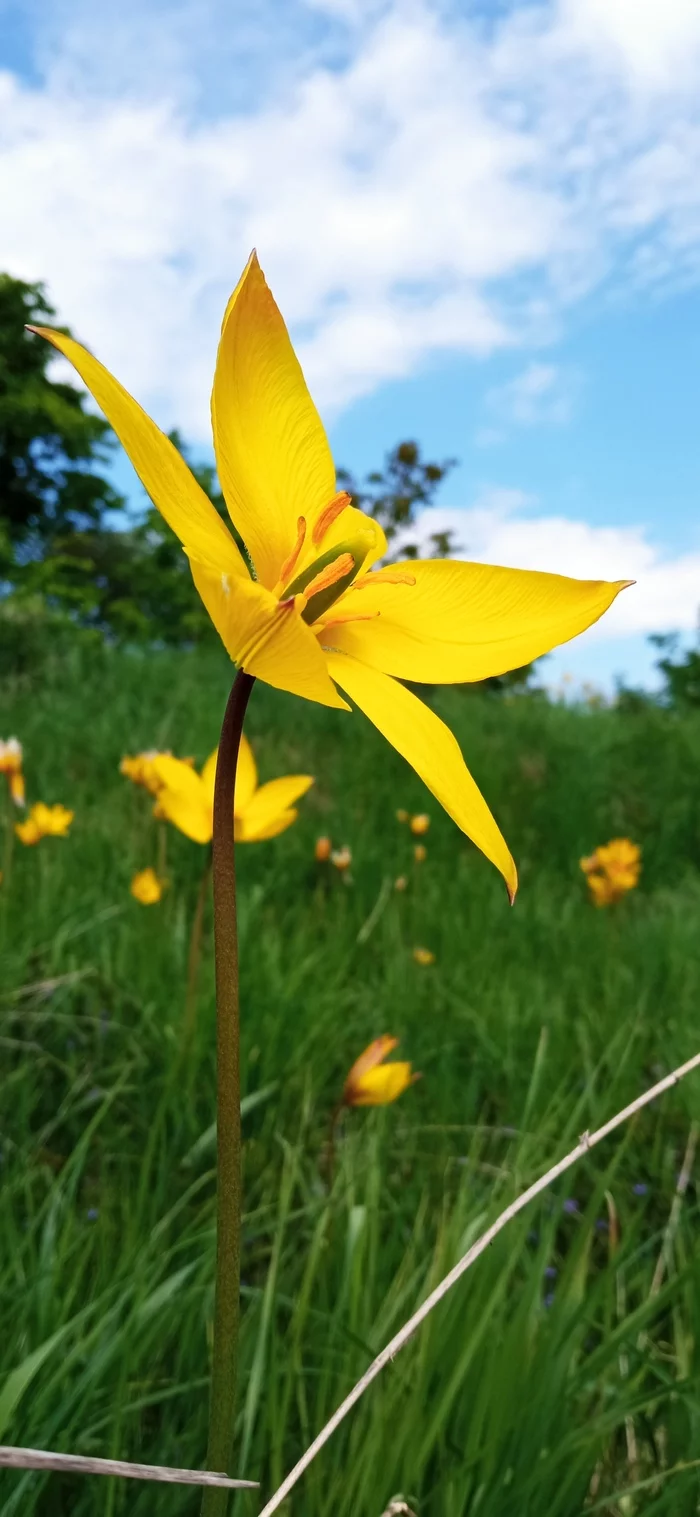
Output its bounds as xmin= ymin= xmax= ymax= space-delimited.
xmin=1 ymin=271 xmax=697 ymax=703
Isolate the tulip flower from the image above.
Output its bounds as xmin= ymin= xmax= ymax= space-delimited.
xmin=414 ymin=844 xmax=427 ymax=863
xmin=33 ymin=254 xmax=631 ymax=900
xmin=130 ymin=867 xmax=166 ymax=904
xmin=15 ymin=803 xmax=73 ymax=846
xmin=330 ymin=845 xmax=352 ymax=872
xmin=580 ymin=838 xmax=641 ymax=906
xmin=410 ymin=813 xmax=430 ymax=835
xmin=314 ymin=836 xmax=332 ymax=861
xmin=413 ymin=946 xmax=435 ymax=966
xmin=151 ymin=736 xmax=313 ymax=844
xmin=0 ymin=738 xmax=25 ymax=807
xmin=342 ymin=1035 xmax=420 ymax=1107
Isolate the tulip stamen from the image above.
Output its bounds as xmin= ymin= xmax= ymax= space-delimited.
xmin=312 ymin=491 xmax=351 ymax=545
xmin=278 ymin=516 xmax=307 ymax=585
xmin=303 ymin=552 xmax=355 ymax=602
xmin=318 ymin=610 xmax=381 ymax=630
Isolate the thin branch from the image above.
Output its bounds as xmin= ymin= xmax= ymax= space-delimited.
xmin=0 ymin=1447 xmax=257 ymax=1488
xmin=257 ymin=1049 xmax=700 ymax=1517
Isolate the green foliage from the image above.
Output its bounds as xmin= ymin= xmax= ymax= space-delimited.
xmin=1 ymin=647 xmax=699 ymax=1514
xmin=0 ymin=275 xmax=123 ymax=551
xmin=651 ymin=632 xmax=700 ymax=709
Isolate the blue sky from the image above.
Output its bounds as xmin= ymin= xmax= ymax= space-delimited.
xmin=2 ymin=0 xmax=700 ymax=691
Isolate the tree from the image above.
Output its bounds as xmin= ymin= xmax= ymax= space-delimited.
xmin=650 ymin=631 xmax=700 ymax=708
xmin=338 ymin=439 xmax=457 ymax=560
xmin=0 ymin=274 xmax=124 ymax=554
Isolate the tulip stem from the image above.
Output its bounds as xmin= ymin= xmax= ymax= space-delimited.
xmin=202 ymin=668 xmax=255 ymax=1517
xmin=184 ymin=848 xmax=213 ymax=1040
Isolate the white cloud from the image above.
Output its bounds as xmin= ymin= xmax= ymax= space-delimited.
xmin=1 ymin=0 xmax=700 ymax=439
xmin=480 ymin=361 xmax=578 ymax=441
xmin=405 ymin=491 xmax=700 ymax=640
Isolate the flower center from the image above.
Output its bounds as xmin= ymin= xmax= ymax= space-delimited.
xmin=283 ymin=538 xmax=368 ymax=623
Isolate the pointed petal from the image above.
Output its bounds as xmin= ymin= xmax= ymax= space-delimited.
xmin=212 ymin=252 xmax=337 ymax=589
xmin=235 ymin=774 xmax=314 ymax=841
xmin=345 ymin=1036 xmax=399 ymax=1091
xmin=328 ymin=559 xmax=632 ymax=682
xmin=190 ymin=560 xmax=349 ymax=709
xmin=326 ymin=652 xmax=517 ymax=899
xmin=29 ymin=327 xmax=245 ymax=579
xmin=233 ymin=736 xmax=258 ymax=814
xmin=236 ymin=807 xmax=299 ymax=842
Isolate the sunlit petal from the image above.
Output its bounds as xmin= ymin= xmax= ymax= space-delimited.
xmin=30 ymin=327 xmax=246 ymax=580
xmin=329 ymin=559 xmax=632 ymax=683
xmin=326 ymin=651 xmax=517 ymax=898
xmin=212 ymin=251 xmax=337 ymax=589
xmin=235 ymin=775 xmax=314 ymax=840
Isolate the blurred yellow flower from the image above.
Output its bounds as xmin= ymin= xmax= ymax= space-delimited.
xmin=130 ymin=867 xmax=166 ymax=904
xmin=15 ymin=803 xmax=74 ymax=846
xmin=314 ymin=835 xmax=332 ymax=861
xmin=394 ymin=875 xmax=408 ymax=892
xmin=120 ymin=750 xmax=194 ymax=796
xmin=330 ymin=845 xmax=352 ymax=871
xmin=413 ymin=844 xmax=427 ymax=863
xmin=396 ymin=809 xmax=409 ymax=823
xmin=580 ymin=838 xmax=641 ymax=906
xmin=36 ymin=254 xmax=631 ymax=900
xmin=151 ymin=736 xmax=313 ymax=844
xmin=410 ymin=813 xmax=430 ymax=835
xmin=0 ymin=737 xmax=26 ymax=807
xmin=343 ymin=1035 xmax=419 ymax=1107
xmin=412 ymin=946 xmax=435 ymax=966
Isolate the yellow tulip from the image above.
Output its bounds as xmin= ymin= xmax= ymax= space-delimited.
xmin=343 ymin=1035 xmax=419 ymax=1107
xmin=414 ymin=844 xmax=427 ymax=863
xmin=0 ymin=737 xmax=26 ymax=807
xmin=120 ymin=750 xmax=195 ymax=795
xmin=15 ymin=803 xmax=74 ymax=846
xmin=130 ymin=867 xmax=166 ymax=904
xmin=151 ymin=735 xmax=313 ymax=844
xmin=32 ymin=254 xmax=632 ymax=898
xmin=412 ymin=946 xmax=435 ymax=966
xmin=314 ymin=835 xmax=332 ymax=861
xmin=580 ymin=837 xmax=641 ymax=906
xmin=330 ymin=845 xmax=352 ymax=871
xmin=410 ymin=813 xmax=430 ymax=835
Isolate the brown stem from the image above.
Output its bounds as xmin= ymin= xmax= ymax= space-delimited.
xmin=201 ymin=669 xmax=255 ymax=1517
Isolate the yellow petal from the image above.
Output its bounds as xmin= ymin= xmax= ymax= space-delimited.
xmin=327 ymin=559 xmax=632 ymax=683
xmin=233 ymin=736 xmax=258 ymax=814
xmin=191 ymin=559 xmax=348 ymax=709
xmin=351 ymin=1063 xmax=415 ymax=1106
xmin=326 ymin=652 xmax=517 ymax=899
xmin=200 ymin=749 xmax=219 ymax=816
xmin=150 ymin=762 xmax=212 ymax=843
xmin=235 ymin=807 xmax=299 ymax=843
xmin=235 ymin=774 xmax=314 ymax=841
xmin=345 ymin=1035 xmax=399 ymax=1090
xmin=211 ymin=251 xmax=337 ymax=590
xmin=29 ymin=327 xmax=245 ymax=580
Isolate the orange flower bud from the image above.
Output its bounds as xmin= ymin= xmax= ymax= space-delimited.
xmin=314 ymin=835 xmax=332 ymax=861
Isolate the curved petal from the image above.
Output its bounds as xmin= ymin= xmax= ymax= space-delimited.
xmin=326 ymin=651 xmax=517 ymax=899
xmin=345 ymin=1036 xmax=399 ymax=1091
xmin=233 ymin=736 xmax=258 ymax=814
xmin=190 ymin=560 xmax=349 ymax=709
xmin=150 ymin=760 xmax=212 ymax=843
xmin=353 ymin=1064 xmax=414 ymax=1106
xmin=30 ymin=327 xmax=245 ymax=579
xmin=212 ymin=252 xmax=337 ymax=590
xmin=236 ymin=774 xmax=314 ymax=841
xmin=236 ymin=807 xmax=299 ymax=843
xmin=326 ymin=559 xmax=632 ymax=683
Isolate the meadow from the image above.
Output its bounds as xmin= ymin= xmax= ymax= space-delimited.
xmin=1 ymin=640 xmax=700 ymax=1516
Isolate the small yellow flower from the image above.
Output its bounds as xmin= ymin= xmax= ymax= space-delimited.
xmin=343 ymin=1035 xmax=420 ymax=1107
xmin=0 ymin=737 xmax=26 ymax=807
xmin=152 ymin=736 xmax=313 ymax=844
xmin=315 ymin=835 xmax=332 ymax=861
xmin=410 ymin=813 xmax=430 ymax=835
xmin=413 ymin=843 xmax=427 ymax=863
xmin=330 ymin=845 xmax=352 ymax=871
xmin=15 ymin=803 xmax=74 ymax=846
xmin=120 ymin=751 xmax=183 ymax=796
xmin=412 ymin=946 xmax=435 ymax=966
xmin=396 ymin=809 xmax=409 ymax=823
xmin=394 ymin=875 xmax=408 ymax=892
xmin=580 ymin=837 xmax=640 ymax=906
xmin=130 ymin=867 xmax=166 ymax=904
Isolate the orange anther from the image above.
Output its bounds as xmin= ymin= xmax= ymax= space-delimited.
xmin=350 ymin=569 xmax=416 ymax=591
xmin=279 ymin=516 xmax=307 ymax=585
xmin=312 ymin=491 xmax=351 ymax=545
xmin=304 ymin=552 xmax=355 ymax=601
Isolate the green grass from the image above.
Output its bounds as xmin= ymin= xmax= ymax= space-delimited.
xmin=1 ymin=643 xmax=700 ymax=1516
